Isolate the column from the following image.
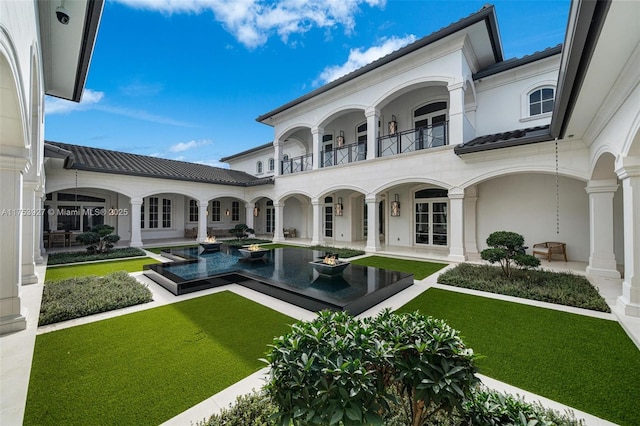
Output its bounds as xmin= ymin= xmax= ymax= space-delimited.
xmin=21 ymin=181 xmax=38 ymax=284
xmin=0 ymin=155 xmax=28 ymax=334
xmin=129 ymin=197 xmax=143 ymax=248
xmin=272 ymin=201 xmax=284 ymax=242
xmin=463 ymin=185 xmax=478 ymax=254
xmin=585 ymin=180 xmax=620 ymax=278
xmin=365 ymin=107 xmax=380 ymax=160
xmin=274 ymin=140 xmax=281 ymax=176
xmin=34 ymin=187 xmax=45 ymax=263
xmin=198 ymin=200 xmax=208 ymax=243
xmin=447 ymin=82 xmax=465 ymax=146
xmin=448 ymin=187 xmax=466 ymax=262
xmin=245 ymin=203 xmax=255 ymax=231
xmin=365 ymin=195 xmax=380 ymax=252
xmin=616 ymin=157 xmax=640 ymax=316
xmin=311 ymin=198 xmax=323 ymax=246
xmin=300 ymin=202 xmax=310 ymax=239
xmin=311 ymin=127 xmax=322 ymax=170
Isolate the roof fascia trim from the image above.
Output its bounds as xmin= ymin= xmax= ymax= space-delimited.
xmin=71 ymin=0 xmax=104 ymax=102
xmin=454 ymin=131 xmax=554 ymax=155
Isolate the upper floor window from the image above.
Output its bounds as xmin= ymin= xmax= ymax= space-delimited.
xmin=268 ymin=158 xmax=275 ymax=172
xmin=256 ymin=161 xmax=263 ymax=174
xmin=356 ymin=122 xmax=367 ymax=144
xmin=529 ymin=87 xmax=554 ymax=116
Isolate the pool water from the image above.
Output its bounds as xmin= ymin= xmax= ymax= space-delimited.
xmin=144 ymin=245 xmax=413 ymax=315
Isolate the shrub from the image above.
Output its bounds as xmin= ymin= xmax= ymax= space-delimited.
xmin=263 ymin=309 xmax=477 ymax=426
xmin=481 ymin=231 xmax=540 ymax=278
xmin=39 ymin=271 xmax=152 ymax=325
xmin=75 ymin=224 xmax=121 ymax=254
xmin=229 ymin=223 xmax=255 ymax=240
xmin=199 ymin=391 xmax=278 ymax=426
xmin=47 ymin=247 xmax=146 ymax=265
xmin=309 ymin=245 xmax=365 ymax=258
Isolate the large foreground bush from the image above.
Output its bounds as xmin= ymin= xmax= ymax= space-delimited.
xmin=39 ymin=271 xmax=152 ymax=325
xmin=263 ymin=310 xmax=477 ymax=426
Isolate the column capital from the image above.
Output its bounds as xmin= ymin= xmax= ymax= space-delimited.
xmin=447 ymin=81 xmax=465 ymax=92
xmin=615 ymin=155 xmax=640 ymax=179
xmin=364 ymin=107 xmax=380 ymax=118
xmin=130 ymin=197 xmax=143 ymax=205
xmin=311 ymin=126 xmax=324 ymax=135
xmin=585 ymin=179 xmax=619 ymax=194
xmin=0 ymin=154 xmax=29 ymax=172
xmin=365 ymin=194 xmax=378 ymax=204
xmin=448 ymin=187 xmax=465 ymax=199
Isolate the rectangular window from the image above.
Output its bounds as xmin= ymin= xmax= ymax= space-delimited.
xmin=56 ymin=205 xmax=81 ymax=231
xmin=232 ymin=201 xmax=240 ymax=221
xmin=149 ymin=197 xmax=159 ymax=229
xmin=212 ymin=201 xmax=221 ymax=222
xmin=163 ymin=198 xmax=171 ymax=228
xmin=189 ymin=199 xmax=198 ymax=222
xmin=140 ymin=204 xmax=145 ymax=229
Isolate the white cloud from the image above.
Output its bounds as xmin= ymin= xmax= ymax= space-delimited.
xmin=113 ymin=0 xmax=386 ymax=48
xmin=45 ymin=89 xmax=104 ymax=114
xmin=168 ymin=139 xmax=211 ymax=153
xmin=316 ymin=34 xmax=417 ymax=85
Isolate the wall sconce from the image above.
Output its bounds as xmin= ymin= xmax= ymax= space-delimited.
xmin=391 ymin=194 xmax=400 ymax=217
xmin=336 ymin=130 xmax=345 ymax=147
xmin=253 ymin=204 xmax=260 ymax=217
xmin=335 ymin=197 xmax=343 ymax=216
xmin=225 ymin=209 xmax=230 ymax=216
xmin=389 ymin=115 xmax=397 ymax=136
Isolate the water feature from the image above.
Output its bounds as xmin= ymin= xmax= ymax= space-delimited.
xmin=144 ymin=245 xmax=413 ymax=315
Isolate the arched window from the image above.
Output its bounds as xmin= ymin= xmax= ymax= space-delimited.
xmin=256 ymin=161 xmax=263 ymax=174
xmin=528 ymin=87 xmax=554 ymax=116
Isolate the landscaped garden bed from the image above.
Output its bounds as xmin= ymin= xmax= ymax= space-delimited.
xmin=437 ymin=263 xmax=610 ymax=312
xmin=45 ymin=257 xmax=160 ymax=281
xmin=39 ymin=271 xmax=153 ymax=326
xmin=47 ymin=247 xmax=146 ymax=265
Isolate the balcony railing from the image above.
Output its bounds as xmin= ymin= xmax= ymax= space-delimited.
xmin=321 ymin=141 xmax=366 ymax=168
xmin=377 ymin=122 xmax=448 ymax=157
xmin=281 ymin=153 xmax=313 ymax=175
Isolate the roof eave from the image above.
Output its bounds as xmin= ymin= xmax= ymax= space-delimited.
xmin=454 ymin=131 xmax=554 ymax=155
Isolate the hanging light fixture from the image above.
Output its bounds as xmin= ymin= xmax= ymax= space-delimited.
xmin=335 ymin=197 xmax=343 ymax=216
xmin=391 ymin=194 xmax=400 ymax=217
xmin=389 ymin=114 xmax=397 ymax=135
xmin=225 ymin=209 xmax=230 ymax=216
xmin=253 ymin=203 xmax=260 ymax=217
xmin=336 ymin=130 xmax=345 ymax=147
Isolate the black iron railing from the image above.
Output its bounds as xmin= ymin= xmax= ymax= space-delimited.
xmin=377 ymin=122 xmax=448 ymax=157
xmin=321 ymin=141 xmax=366 ymax=168
xmin=281 ymin=153 xmax=313 ymax=175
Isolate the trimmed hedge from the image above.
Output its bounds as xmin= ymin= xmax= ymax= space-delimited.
xmin=437 ymin=263 xmax=610 ymax=312
xmin=47 ymin=247 xmax=146 ymax=265
xmin=39 ymin=271 xmax=152 ymax=325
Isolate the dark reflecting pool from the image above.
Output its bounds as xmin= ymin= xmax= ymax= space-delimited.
xmin=143 ymin=246 xmax=413 ymax=315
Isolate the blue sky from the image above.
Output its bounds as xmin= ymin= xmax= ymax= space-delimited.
xmin=45 ymin=0 xmax=570 ymax=167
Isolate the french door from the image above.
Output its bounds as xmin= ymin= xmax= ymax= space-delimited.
xmin=415 ymin=200 xmax=448 ymax=246
xmin=266 ymin=207 xmax=275 ymax=233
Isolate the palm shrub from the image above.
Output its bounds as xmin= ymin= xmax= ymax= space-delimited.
xmin=480 ymin=231 xmax=540 ymax=278
xmin=75 ymin=224 xmax=120 ymax=254
xmin=263 ymin=309 xmax=478 ymax=426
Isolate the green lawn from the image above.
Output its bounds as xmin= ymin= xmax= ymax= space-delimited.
xmin=398 ymin=288 xmax=640 ymax=426
xmin=45 ymin=257 xmax=160 ymax=281
xmin=350 ymin=255 xmax=447 ymax=279
xmin=144 ymin=244 xmax=198 ymax=254
xmin=25 ymin=291 xmax=295 ymax=425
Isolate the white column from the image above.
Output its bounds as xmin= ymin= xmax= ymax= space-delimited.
xmin=272 ymin=201 xmax=284 ymax=242
xmin=448 ymin=187 xmax=466 ymax=262
xmin=130 ymin=197 xmax=143 ymax=248
xmin=0 ymin=155 xmax=28 ymax=334
xmin=365 ymin=195 xmax=380 ymax=252
xmin=463 ymin=185 xmax=478 ymax=254
xmin=34 ymin=187 xmax=44 ymax=263
xmin=198 ymin=200 xmax=208 ymax=243
xmin=274 ymin=140 xmax=282 ymax=176
xmin=311 ymin=127 xmax=322 ymax=170
xmin=300 ymin=202 xmax=310 ymax=239
xmin=365 ymin=107 xmax=380 ymax=160
xmin=616 ymin=158 xmax=640 ymax=316
xmin=21 ymin=181 xmax=38 ymax=284
xmin=311 ymin=198 xmax=323 ymax=246
xmin=245 ymin=203 xmax=254 ymax=231
xmin=447 ymin=82 xmax=465 ymax=146
xmin=585 ymin=180 xmax=620 ymax=278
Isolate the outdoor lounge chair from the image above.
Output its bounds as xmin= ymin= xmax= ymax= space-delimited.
xmin=532 ymin=242 xmax=567 ymax=262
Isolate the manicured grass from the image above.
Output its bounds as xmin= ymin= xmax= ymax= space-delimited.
xmin=144 ymin=244 xmax=198 ymax=254
xmin=47 ymin=247 xmax=146 ymax=265
xmin=350 ymin=255 xmax=447 ymax=279
xmin=45 ymin=257 xmax=160 ymax=281
xmin=25 ymin=291 xmax=295 ymax=425
xmin=398 ymin=288 xmax=640 ymax=426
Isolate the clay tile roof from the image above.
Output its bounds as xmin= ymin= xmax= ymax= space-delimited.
xmin=454 ymin=124 xmax=552 ymax=154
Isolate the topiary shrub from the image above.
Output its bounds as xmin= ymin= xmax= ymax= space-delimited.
xmin=75 ymin=224 xmax=120 ymax=254
xmin=480 ymin=231 xmax=540 ymax=278
xmin=263 ymin=309 xmax=478 ymax=426
xmin=229 ymin=223 xmax=255 ymax=240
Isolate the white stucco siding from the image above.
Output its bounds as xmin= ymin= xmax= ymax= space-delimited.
xmin=476 ymin=174 xmax=589 ymax=262
xmin=474 ymin=57 xmax=560 ymax=136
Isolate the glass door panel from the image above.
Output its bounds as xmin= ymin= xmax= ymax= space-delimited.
xmin=266 ymin=207 xmax=274 ymax=233
xmin=324 ymin=205 xmax=333 ymax=237
xmin=415 ymin=202 xmax=430 ymax=244
xmin=432 ymin=202 xmax=447 ymax=245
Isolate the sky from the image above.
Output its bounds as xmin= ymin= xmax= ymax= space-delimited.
xmin=44 ymin=0 xmax=570 ymax=167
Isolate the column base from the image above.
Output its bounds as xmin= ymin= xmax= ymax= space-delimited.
xmin=34 ymin=255 xmax=44 ymax=265
xmin=272 ymin=236 xmax=284 ymax=243
xmin=447 ymin=254 xmax=467 ymax=262
xmin=364 ymin=245 xmax=379 ymax=253
xmin=586 ymin=265 xmax=621 ymax=279
xmin=0 ymin=314 xmax=27 ymax=335
xmin=617 ymin=296 xmax=640 ymax=317
xmin=21 ymin=273 xmax=38 ymax=285
xmin=130 ymin=241 xmax=143 ymax=248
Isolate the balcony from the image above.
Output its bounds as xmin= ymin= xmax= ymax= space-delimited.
xmin=321 ymin=141 xmax=366 ymax=168
xmin=377 ymin=122 xmax=448 ymax=157
xmin=281 ymin=153 xmax=313 ymax=175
